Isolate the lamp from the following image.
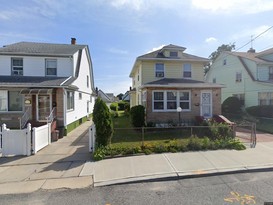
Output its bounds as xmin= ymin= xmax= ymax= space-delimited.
xmin=177 ymin=107 xmax=182 ymax=126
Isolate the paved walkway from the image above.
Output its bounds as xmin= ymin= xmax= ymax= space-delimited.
xmin=0 ymin=120 xmax=94 ymax=195
xmin=1 ymin=121 xmax=273 ymax=194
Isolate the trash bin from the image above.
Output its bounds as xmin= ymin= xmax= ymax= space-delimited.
xmin=51 ymin=130 xmax=59 ymax=141
xmin=58 ymin=127 xmax=65 ymax=138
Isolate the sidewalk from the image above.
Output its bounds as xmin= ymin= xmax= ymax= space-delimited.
xmin=1 ymin=121 xmax=273 ymax=194
xmin=0 ymin=120 xmax=94 ymax=195
xmin=90 ymin=141 xmax=273 ymax=187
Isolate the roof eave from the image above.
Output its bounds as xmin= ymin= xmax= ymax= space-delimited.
xmin=140 ymin=83 xmax=225 ymax=89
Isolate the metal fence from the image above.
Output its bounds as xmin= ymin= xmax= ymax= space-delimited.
xmin=111 ymin=123 xmax=257 ymax=148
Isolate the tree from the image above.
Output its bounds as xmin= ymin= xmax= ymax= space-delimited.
xmin=205 ymin=43 xmax=236 ymax=74
xmin=93 ymin=98 xmax=113 ymax=146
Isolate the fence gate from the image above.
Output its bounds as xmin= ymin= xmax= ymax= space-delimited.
xmin=235 ymin=122 xmax=256 ymax=148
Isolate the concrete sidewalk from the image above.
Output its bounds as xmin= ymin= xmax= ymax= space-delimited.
xmin=1 ymin=120 xmax=273 ymax=194
xmin=0 ymin=120 xmax=94 ymax=195
xmin=89 ymin=141 xmax=273 ymax=187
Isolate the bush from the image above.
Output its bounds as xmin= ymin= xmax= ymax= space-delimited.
xmin=246 ymin=105 xmax=273 ymax=118
xmin=93 ymin=98 xmax=113 ymax=146
xmin=222 ymin=96 xmax=242 ymax=114
xmin=124 ymin=103 xmax=130 ymax=116
xmin=110 ymin=102 xmax=118 ymax=111
xmin=130 ymin=105 xmax=145 ymax=127
xmin=118 ymin=101 xmax=129 ymax=111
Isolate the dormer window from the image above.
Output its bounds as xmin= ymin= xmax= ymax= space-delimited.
xmin=45 ymin=59 xmax=57 ymax=76
xmin=170 ymin=51 xmax=178 ymax=57
xmin=11 ymin=58 xmax=23 ymax=76
xmin=155 ymin=63 xmax=164 ymax=77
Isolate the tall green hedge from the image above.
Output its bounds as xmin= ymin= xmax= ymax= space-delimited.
xmin=130 ymin=105 xmax=145 ymax=127
xmin=222 ymin=96 xmax=242 ymax=114
xmin=246 ymin=105 xmax=273 ymax=118
xmin=93 ymin=98 xmax=113 ymax=146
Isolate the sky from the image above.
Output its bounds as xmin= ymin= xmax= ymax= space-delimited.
xmin=1 ymin=0 xmax=273 ymax=95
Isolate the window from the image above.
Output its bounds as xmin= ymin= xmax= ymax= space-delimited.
xmin=0 ymin=90 xmax=23 ymax=112
xmin=183 ymin=64 xmax=192 ymax=78
xmin=167 ymin=91 xmax=177 ymax=110
xmin=67 ymin=91 xmax=74 ymax=110
xmin=45 ymin=59 xmax=57 ymax=76
xmin=153 ymin=92 xmax=164 ymax=110
xmin=258 ymin=92 xmax=273 ymax=105
xmin=170 ymin=51 xmax=178 ymax=57
xmin=236 ymin=71 xmax=242 ymax=82
xmin=153 ymin=90 xmax=191 ymax=111
xmin=179 ymin=91 xmax=190 ymax=110
xmin=223 ymin=59 xmax=227 ymax=65
xmin=87 ymin=75 xmax=89 ymax=87
xmin=269 ymin=66 xmax=273 ymax=80
xmin=142 ymin=91 xmax=147 ymax=107
xmin=79 ymin=93 xmax=82 ymax=100
xmin=11 ymin=58 xmax=23 ymax=76
xmin=155 ymin=63 xmax=164 ymax=77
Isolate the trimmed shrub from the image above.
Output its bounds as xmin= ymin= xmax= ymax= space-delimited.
xmin=118 ymin=101 xmax=129 ymax=111
xmin=93 ymin=98 xmax=113 ymax=146
xmin=222 ymin=96 xmax=242 ymax=114
xmin=130 ymin=105 xmax=145 ymax=127
xmin=110 ymin=102 xmax=118 ymax=111
xmin=246 ymin=105 xmax=273 ymax=118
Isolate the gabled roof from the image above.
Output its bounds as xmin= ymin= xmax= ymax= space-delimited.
xmin=0 ymin=42 xmax=86 ymax=57
xmin=130 ymin=44 xmax=209 ymax=77
xmin=98 ymin=90 xmax=113 ymax=103
xmin=0 ymin=76 xmax=77 ymax=88
xmin=227 ymin=51 xmax=272 ymax=64
xmin=141 ymin=78 xmax=224 ymax=88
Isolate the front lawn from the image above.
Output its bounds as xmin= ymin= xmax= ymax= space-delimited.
xmin=93 ymin=112 xmax=246 ymax=160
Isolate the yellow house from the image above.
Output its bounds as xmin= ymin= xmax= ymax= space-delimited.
xmin=206 ymin=47 xmax=273 ymax=108
xmin=129 ymin=44 xmax=224 ymax=125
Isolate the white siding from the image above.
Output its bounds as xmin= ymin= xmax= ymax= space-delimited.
xmin=0 ymin=55 xmax=73 ymax=77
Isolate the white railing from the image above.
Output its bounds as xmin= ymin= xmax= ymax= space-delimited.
xmin=46 ymin=107 xmax=56 ymax=124
xmin=19 ymin=107 xmax=31 ymax=129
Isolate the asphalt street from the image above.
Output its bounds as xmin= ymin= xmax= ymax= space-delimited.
xmin=1 ymin=170 xmax=273 ymax=205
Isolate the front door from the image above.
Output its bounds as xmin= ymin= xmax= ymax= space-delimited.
xmin=37 ymin=95 xmax=51 ymax=121
xmin=201 ymin=91 xmax=212 ymax=118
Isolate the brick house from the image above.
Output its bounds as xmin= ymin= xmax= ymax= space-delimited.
xmin=129 ymin=44 xmax=224 ymax=125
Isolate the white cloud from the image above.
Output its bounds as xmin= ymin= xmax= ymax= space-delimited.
xmin=205 ymin=37 xmax=217 ymax=43
xmin=191 ymin=0 xmax=273 ymax=14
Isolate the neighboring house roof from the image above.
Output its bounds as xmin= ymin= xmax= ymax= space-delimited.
xmin=98 ymin=90 xmax=112 ymax=103
xmin=0 ymin=76 xmax=77 ymax=88
xmin=226 ymin=51 xmax=273 ymax=64
xmin=130 ymin=44 xmax=209 ymax=77
xmin=0 ymin=42 xmax=86 ymax=57
xmin=122 ymin=91 xmax=130 ymax=101
xmin=141 ymin=78 xmax=224 ymax=88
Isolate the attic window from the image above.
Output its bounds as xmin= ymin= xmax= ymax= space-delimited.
xmin=170 ymin=51 xmax=178 ymax=57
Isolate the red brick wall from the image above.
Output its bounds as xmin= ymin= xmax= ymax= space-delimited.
xmin=145 ymin=87 xmax=221 ymax=124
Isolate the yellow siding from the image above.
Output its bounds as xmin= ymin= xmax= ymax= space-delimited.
xmin=141 ymin=60 xmax=204 ymax=84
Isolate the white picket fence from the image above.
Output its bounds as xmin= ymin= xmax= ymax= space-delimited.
xmin=0 ymin=123 xmax=51 ymax=157
xmin=32 ymin=123 xmax=51 ymax=154
xmin=89 ymin=124 xmax=96 ymax=152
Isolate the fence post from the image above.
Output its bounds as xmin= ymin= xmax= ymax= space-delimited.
xmin=26 ymin=123 xmax=31 ymax=156
xmin=89 ymin=124 xmax=96 ymax=152
xmin=142 ymin=127 xmax=144 ymax=147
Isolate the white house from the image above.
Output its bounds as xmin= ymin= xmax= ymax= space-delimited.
xmin=205 ymin=47 xmax=273 ymax=108
xmin=0 ymin=38 xmax=96 ymax=135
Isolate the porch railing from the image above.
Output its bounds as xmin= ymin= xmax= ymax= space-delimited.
xmin=46 ymin=107 xmax=56 ymax=124
xmin=19 ymin=107 xmax=31 ymax=129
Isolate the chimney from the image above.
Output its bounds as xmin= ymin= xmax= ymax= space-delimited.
xmin=247 ymin=47 xmax=255 ymax=53
xmin=71 ymin=38 xmax=76 ymax=45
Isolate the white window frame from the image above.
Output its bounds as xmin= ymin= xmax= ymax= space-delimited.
xmin=258 ymin=92 xmax=273 ymax=105
xmin=0 ymin=90 xmax=23 ymax=112
xmin=152 ymin=90 xmax=191 ymax=112
xmin=45 ymin=59 xmax=57 ymax=76
xmin=67 ymin=91 xmax=75 ymax=111
xmin=155 ymin=63 xmax=164 ymax=77
xmin=183 ymin=63 xmax=192 ymax=78
xmin=236 ymin=71 xmax=242 ymax=82
xmin=11 ymin=58 xmax=23 ymax=76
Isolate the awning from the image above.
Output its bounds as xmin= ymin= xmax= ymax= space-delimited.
xmin=20 ymin=88 xmax=54 ymax=95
